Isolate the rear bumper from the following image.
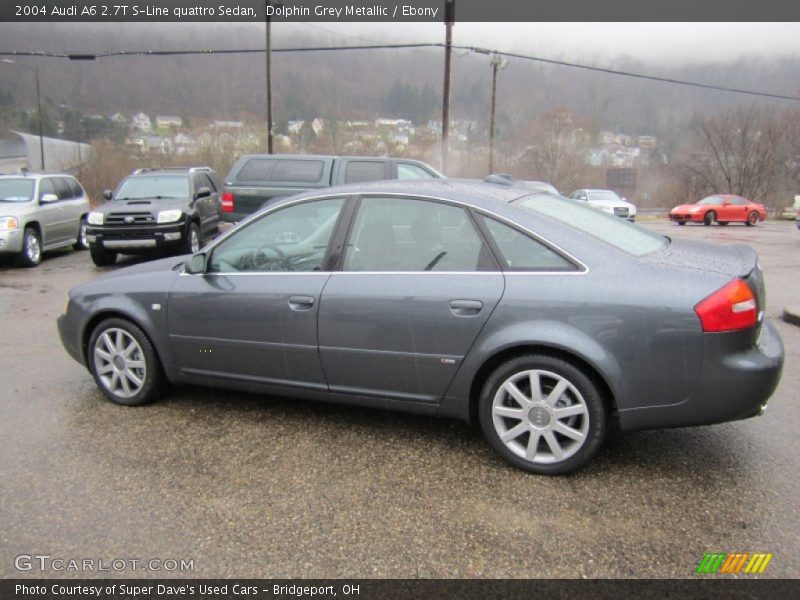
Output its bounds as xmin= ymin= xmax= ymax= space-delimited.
xmin=619 ymin=318 xmax=784 ymax=431
xmin=87 ymin=222 xmax=184 ymax=252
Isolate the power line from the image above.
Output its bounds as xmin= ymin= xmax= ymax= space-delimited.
xmin=1 ymin=42 xmax=798 ymax=102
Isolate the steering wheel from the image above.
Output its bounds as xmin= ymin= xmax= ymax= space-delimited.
xmin=252 ymin=243 xmax=289 ymax=271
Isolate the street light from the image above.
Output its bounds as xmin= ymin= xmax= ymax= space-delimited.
xmin=2 ymin=58 xmax=45 ymax=170
xmin=488 ymin=54 xmax=508 ymax=174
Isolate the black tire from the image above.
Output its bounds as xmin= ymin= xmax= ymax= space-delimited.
xmin=17 ymin=227 xmax=42 ymax=267
xmin=746 ymin=211 xmax=760 ymax=226
xmin=87 ymin=318 xmax=163 ymax=406
xmin=718 ymin=221 xmax=729 ymax=226
xmin=90 ymin=244 xmax=117 ymax=266
xmin=677 ymin=221 xmax=686 ymax=226
xmin=703 ymin=211 xmax=716 ymax=226
xmin=73 ymin=216 xmax=89 ymax=250
xmin=478 ymin=354 xmax=607 ymax=475
xmin=183 ymin=222 xmax=200 ymax=254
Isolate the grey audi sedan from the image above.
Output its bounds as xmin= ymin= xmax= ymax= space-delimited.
xmin=57 ymin=180 xmax=784 ymax=474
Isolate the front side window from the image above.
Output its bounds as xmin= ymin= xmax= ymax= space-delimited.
xmin=54 ymin=178 xmax=73 ymax=200
xmin=342 ymin=196 xmax=492 ymax=272
xmin=697 ymin=196 xmax=725 ymax=206
xmin=0 ymin=178 xmax=34 ymax=203
xmin=38 ymin=178 xmax=56 ymax=200
xmin=115 ymin=175 xmax=189 ymax=200
xmin=481 ymin=216 xmax=576 ymax=271
xmin=208 ymin=198 xmax=345 ymax=273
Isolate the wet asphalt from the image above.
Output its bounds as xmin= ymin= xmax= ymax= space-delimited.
xmin=0 ymin=219 xmax=798 ymax=579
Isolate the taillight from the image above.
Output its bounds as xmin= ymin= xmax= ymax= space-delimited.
xmin=694 ymin=278 xmax=757 ymax=333
xmin=221 ymin=192 xmax=234 ymax=213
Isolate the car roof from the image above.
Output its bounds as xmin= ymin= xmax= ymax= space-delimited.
xmin=0 ymin=172 xmax=76 ymax=179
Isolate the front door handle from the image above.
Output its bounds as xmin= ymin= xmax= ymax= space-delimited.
xmin=450 ymin=299 xmax=483 ymax=316
xmin=288 ymin=295 xmax=315 ymax=310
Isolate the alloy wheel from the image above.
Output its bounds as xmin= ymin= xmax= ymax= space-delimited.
xmin=93 ymin=327 xmax=147 ymax=399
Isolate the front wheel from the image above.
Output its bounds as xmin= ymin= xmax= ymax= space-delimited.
xmin=746 ymin=211 xmax=760 ymax=226
xmin=88 ymin=318 xmax=163 ymax=406
xmin=73 ymin=217 xmax=89 ymax=250
xmin=703 ymin=211 xmax=716 ymax=226
xmin=677 ymin=221 xmax=686 ymax=226
xmin=183 ymin=222 xmax=200 ymax=254
xmin=17 ymin=227 xmax=42 ymax=267
xmin=718 ymin=221 xmax=729 ymax=226
xmin=479 ymin=354 xmax=607 ymax=475
xmin=90 ymin=245 xmax=117 ymax=266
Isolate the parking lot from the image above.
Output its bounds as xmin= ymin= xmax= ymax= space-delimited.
xmin=1 ymin=218 xmax=798 ymax=578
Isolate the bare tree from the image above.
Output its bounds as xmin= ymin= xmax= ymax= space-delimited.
xmin=683 ymin=105 xmax=782 ymax=200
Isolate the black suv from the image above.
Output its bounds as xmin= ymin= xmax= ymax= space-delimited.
xmin=86 ymin=167 xmax=222 ymax=266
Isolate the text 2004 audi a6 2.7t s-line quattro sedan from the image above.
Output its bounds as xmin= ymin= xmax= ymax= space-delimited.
xmin=58 ymin=179 xmax=784 ymax=475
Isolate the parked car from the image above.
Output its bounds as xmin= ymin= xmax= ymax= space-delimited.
xmin=0 ymin=172 xmax=90 ymax=267
xmin=58 ymin=180 xmax=783 ymax=475
xmin=221 ymin=154 xmax=443 ymax=223
xmin=669 ymin=194 xmax=766 ymax=226
xmin=86 ymin=167 xmax=222 ymax=266
xmin=568 ymin=189 xmax=637 ymax=221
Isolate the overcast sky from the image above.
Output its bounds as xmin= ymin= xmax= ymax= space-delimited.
xmin=286 ymin=22 xmax=800 ymax=64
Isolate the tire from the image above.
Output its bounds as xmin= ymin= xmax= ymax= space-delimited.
xmin=87 ymin=318 xmax=163 ymax=406
xmin=183 ymin=222 xmax=200 ymax=254
xmin=677 ymin=221 xmax=686 ymax=226
xmin=90 ymin=244 xmax=117 ymax=267
xmin=17 ymin=227 xmax=42 ymax=267
xmin=73 ymin=217 xmax=89 ymax=250
xmin=478 ymin=354 xmax=608 ymax=475
xmin=703 ymin=211 xmax=716 ymax=226
xmin=718 ymin=221 xmax=729 ymax=226
xmin=746 ymin=211 xmax=760 ymax=226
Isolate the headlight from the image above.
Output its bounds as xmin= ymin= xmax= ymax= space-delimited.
xmin=157 ymin=209 xmax=183 ymax=223
xmin=0 ymin=216 xmax=19 ymax=230
xmin=87 ymin=211 xmax=104 ymax=225
xmin=602 ymin=206 xmax=614 ymax=213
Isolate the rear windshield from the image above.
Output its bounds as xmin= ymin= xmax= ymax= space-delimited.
xmin=0 ymin=178 xmax=35 ymax=202
xmin=236 ymin=158 xmax=325 ymax=183
xmin=115 ymin=175 xmax=189 ymax=200
xmin=515 ymin=193 xmax=667 ymax=257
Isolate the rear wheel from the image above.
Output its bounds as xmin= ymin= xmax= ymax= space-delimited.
xmin=73 ymin=217 xmax=89 ymax=250
xmin=479 ymin=354 xmax=607 ymax=475
xmin=704 ymin=211 xmax=716 ymax=226
xmin=17 ymin=227 xmax=42 ymax=267
xmin=677 ymin=221 xmax=686 ymax=226
xmin=88 ymin=318 xmax=163 ymax=406
xmin=90 ymin=245 xmax=117 ymax=266
xmin=746 ymin=211 xmax=760 ymax=226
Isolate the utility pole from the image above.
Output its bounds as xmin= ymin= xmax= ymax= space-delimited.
xmin=488 ymin=54 xmax=507 ymax=174
xmin=265 ymin=3 xmax=275 ymax=154
xmin=440 ymin=0 xmax=454 ymax=174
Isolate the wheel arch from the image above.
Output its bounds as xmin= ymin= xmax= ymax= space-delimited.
xmin=23 ymin=220 xmax=41 ymax=236
xmin=81 ymin=309 xmax=166 ymax=374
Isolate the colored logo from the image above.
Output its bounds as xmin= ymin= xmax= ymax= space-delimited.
xmin=696 ymin=552 xmax=773 ymax=574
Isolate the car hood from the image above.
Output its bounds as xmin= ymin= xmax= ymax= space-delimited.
xmin=671 ymin=204 xmax=700 ymax=212
xmin=0 ymin=199 xmax=38 ymax=216
xmin=646 ymin=238 xmax=757 ymax=278
xmin=589 ymin=198 xmax=634 ymax=209
xmin=96 ymin=198 xmax=190 ymax=214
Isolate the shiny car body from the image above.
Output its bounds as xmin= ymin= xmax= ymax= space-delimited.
xmin=670 ymin=194 xmax=766 ymax=226
xmin=58 ymin=180 xmax=784 ymax=474
xmin=569 ymin=189 xmax=637 ymax=221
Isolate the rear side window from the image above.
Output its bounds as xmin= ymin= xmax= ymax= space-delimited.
xmin=270 ymin=160 xmax=325 ymax=183
xmin=397 ymin=163 xmax=435 ymax=180
xmin=66 ymin=178 xmax=85 ymax=198
xmin=54 ymin=178 xmax=73 ymax=200
xmin=481 ymin=216 xmax=576 ymax=271
xmin=235 ymin=159 xmax=276 ymax=182
xmin=516 ymin=193 xmax=667 ymax=257
xmin=344 ymin=161 xmax=386 ymax=184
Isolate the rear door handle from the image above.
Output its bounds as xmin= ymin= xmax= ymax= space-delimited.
xmin=288 ymin=295 xmax=315 ymax=310
xmin=450 ymin=299 xmax=483 ymax=316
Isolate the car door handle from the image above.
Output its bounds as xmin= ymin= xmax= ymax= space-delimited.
xmin=288 ymin=295 xmax=315 ymax=310
xmin=450 ymin=299 xmax=483 ymax=316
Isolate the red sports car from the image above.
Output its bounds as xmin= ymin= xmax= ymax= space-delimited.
xmin=670 ymin=195 xmax=767 ymax=226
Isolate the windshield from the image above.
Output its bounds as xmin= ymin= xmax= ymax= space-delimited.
xmin=697 ymin=196 xmax=725 ymax=206
xmin=515 ymin=193 xmax=667 ymax=257
xmin=0 ymin=178 xmax=35 ymax=203
xmin=115 ymin=175 xmax=189 ymax=200
xmin=587 ymin=190 xmax=622 ymax=203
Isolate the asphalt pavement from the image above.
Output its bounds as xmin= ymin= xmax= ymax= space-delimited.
xmin=1 ymin=219 xmax=798 ymax=578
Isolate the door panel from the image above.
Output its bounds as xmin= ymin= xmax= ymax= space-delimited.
xmin=36 ymin=178 xmax=63 ymax=247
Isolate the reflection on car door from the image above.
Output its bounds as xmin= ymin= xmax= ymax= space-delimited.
xmin=166 ymin=197 xmax=346 ymax=392
xmin=36 ymin=178 xmax=65 ymax=247
xmin=318 ymin=196 xmax=504 ymax=404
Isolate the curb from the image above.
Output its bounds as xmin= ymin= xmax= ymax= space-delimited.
xmin=782 ymin=306 xmax=800 ymax=327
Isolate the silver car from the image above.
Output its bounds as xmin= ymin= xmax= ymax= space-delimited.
xmin=57 ymin=180 xmax=783 ymax=475
xmin=0 ymin=173 xmax=91 ymax=267
xmin=569 ymin=189 xmax=638 ymax=221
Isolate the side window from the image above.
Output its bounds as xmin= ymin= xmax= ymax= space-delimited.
xmin=66 ymin=178 xmax=85 ymax=198
xmin=38 ymin=178 xmax=57 ymax=200
xmin=343 ymin=196 xmax=493 ymax=272
xmin=397 ymin=163 xmax=435 ymax=180
xmin=481 ymin=216 xmax=576 ymax=272
xmin=344 ymin=161 xmax=386 ymax=184
xmin=208 ymin=198 xmax=345 ymax=273
xmin=235 ymin=158 xmax=275 ymax=182
xmin=200 ymin=173 xmax=217 ymax=192
xmin=54 ymin=178 xmax=73 ymax=200
xmin=269 ymin=160 xmax=325 ymax=183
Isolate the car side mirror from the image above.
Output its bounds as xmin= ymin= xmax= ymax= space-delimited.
xmin=184 ymin=252 xmax=207 ymax=274
xmin=40 ymin=193 xmax=58 ymax=204
xmin=195 ymin=187 xmax=212 ymax=199
xmin=103 ymin=190 xmax=112 ymax=201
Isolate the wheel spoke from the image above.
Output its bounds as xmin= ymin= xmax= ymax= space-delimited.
xmin=97 ymin=362 xmax=114 ymax=375
xmin=553 ymin=421 xmax=586 ymax=442
xmin=124 ymin=369 xmax=142 ymax=390
xmin=101 ymin=332 xmax=115 ymax=354
xmin=127 ymin=359 xmax=144 ymax=370
xmin=544 ymin=431 xmax=565 ymax=461
xmin=493 ymin=405 xmax=525 ymax=420
xmin=500 ymin=422 xmax=528 ymax=443
xmin=525 ymin=432 xmax=541 ymax=460
xmin=122 ymin=341 xmax=137 ymax=358
xmin=546 ymin=380 xmax=570 ymax=407
xmin=94 ymin=347 xmax=112 ymax=362
xmin=109 ymin=371 xmax=120 ymax=391
xmin=553 ymin=404 xmax=587 ymax=419
xmin=503 ymin=382 xmax=531 ymax=408
xmin=529 ymin=371 xmax=543 ymax=402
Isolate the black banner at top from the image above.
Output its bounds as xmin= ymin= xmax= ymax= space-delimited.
xmin=1 ymin=0 xmax=799 ymax=22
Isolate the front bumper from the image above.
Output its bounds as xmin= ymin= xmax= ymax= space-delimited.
xmin=619 ymin=318 xmax=784 ymax=431
xmin=57 ymin=307 xmax=85 ymax=368
xmin=87 ymin=222 xmax=184 ymax=252
xmin=670 ymin=213 xmax=703 ymax=223
xmin=0 ymin=228 xmax=24 ymax=254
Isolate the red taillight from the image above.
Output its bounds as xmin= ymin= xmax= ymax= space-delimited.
xmin=694 ymin=278 xmax=758 ymax=333
xmin=221 ymin=192 xmax=234 ymax=213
